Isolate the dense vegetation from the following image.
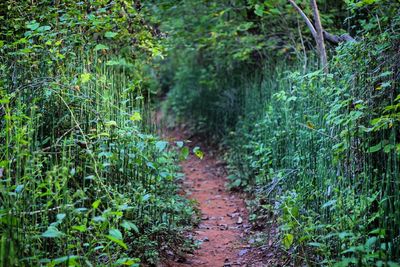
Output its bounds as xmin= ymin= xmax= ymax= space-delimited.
xmin=1 ymin=0 xmax=399 ymax=266
xmin=0 ymin=1 xmax=196 ymax=266
xmin=151 ymin=0 xmax=400 ymax=266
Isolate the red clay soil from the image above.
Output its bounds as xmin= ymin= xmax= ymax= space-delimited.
xmin=161 ymin=128 xmax=252 ymax=267
xmin=154 ymin=109 xmax=288 ymax=266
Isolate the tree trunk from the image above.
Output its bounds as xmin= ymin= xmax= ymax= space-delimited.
xmin=310 ymin=0 xmax=328 ymax=72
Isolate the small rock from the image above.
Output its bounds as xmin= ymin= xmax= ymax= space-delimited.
xmin=215 ymin=160 xmax=225 ymax=166
xmin=228 ymin=212 xmax=239 ymax=218
xmin=218 ymin=224 xmax=228 ymax=230
xmin=224 ymin=258 xmax=232 ymax=267
xmin=166 ymin=250 xmax=174 ymax=256
xmin=198 ymin=224 xmax=210 ymax=229
xmin=237 ymin=216 xmax=243 ymax=224
xmin=202 ymin=236 xmax=209 ymax=242
xmin=201 ymin=215 xmax=209 ymax=220
xmin=238 ymin=249 xmax=249 ymax=257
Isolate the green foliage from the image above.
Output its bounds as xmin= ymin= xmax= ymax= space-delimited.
xmin=0 ymin=0 xmax=195 ymax=266
xmin=225 ymin=5 xmax=400 ymax=264
xmin=154 ymin=0 xmax=400 ymax=265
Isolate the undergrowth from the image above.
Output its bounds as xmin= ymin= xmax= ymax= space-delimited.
xmin=0 ymin=1 xmax=195 ymax=266
xmin=158 ymin=0 xmax=400 ymax=265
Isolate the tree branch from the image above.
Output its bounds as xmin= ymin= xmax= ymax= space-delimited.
xmin=323 ymin=30 xmax=355 ymax=44
xmin=288 ymin=0 xmax=355 ymax=45
xmin=287 ymin=0 xmax=317 ymax=39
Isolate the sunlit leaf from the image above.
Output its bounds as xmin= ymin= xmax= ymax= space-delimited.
xmin=180 ymin=146 xmax=189 ymax=160
xmin=105 ymin=31 xmax=118 ymax=38
xmin=92 ymin=199 xmax=101 ymax=209
xmin=94 ymin=44 xmax=109 ymax=51
xmin=130 ymin=112 xmax=142 ymax=121
xmin=193 ymin=146 xmax=204 ymax=159
xmin=283 ymin=233 xmax=294 ymax=249
xmin=80 ymin=73 xmax=91 ymax=83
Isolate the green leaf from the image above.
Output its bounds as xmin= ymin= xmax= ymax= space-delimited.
xmin=231 ymin=179 xmax=241 ymax=188
xmin=105 ymin=31 xmax=118 ymax=38
xmin=322 ymin=199 xmax=336 ymax=209
xmin=52 ymin=255 xmax=79 ymax=264
xmin=72 ymin=225 xmax=87 ymax=232
xmin=80 ymin=73 xmax=91 ymax=83
xmin=308 ymin=242 xmax=323 ymax=248
xmin=105 ymin=120 xmax=118 ymax=127
xmin=130 ymin=112 xmax=142 ymax=121
xmin=92 ymin=216 xmax=106 ymax=223
xmin=283 ymin=233 xmax=294 ymax=249
xmin=94 ymin=44 xmax=109 ymax=51
xmin=27 ymin=21 xmax=40 ymax=31
xmin=155 ymin=141 xmax=168 ymax=152
xmin=193 ymin=146 xmax=204 ymax=159
xmin=109 ymin=228 xmax=123 ymax=240
xmin=269 ymin=8 xmax=281 ymax=15
xmin=369 ymin=228 xmax=385 ymax=237
xmin=115 ymin=257 xmax=140 ymax=266
xmin=180 ymin=146 xmax=189 ymax=160
xmin=368 ymin=142 xmax=383 ymax=153
xmin=42 ymin=226 xmax=65 ymax=238
xmin=106 ymin=235 xmax=127 ymax=250
xmin=333 ymin=258 xmax=357 ymax=267
xmin=92 ymin=199 xmax=101 ymax=209
xmin=338 ymin=232 xmax=354 ymax=240
xmin=142 ymin=194 xmax=151 ymax=202
xmin=56 ymin=213 xmax=66 ymax=221
xmin=121 ymin=220 xmax=139 ymax=233
xmin=254 ymin=4 xmax=264 ymax=17
xmin=365 ymin=236 xmax=377 ymax=248
xmin=37 ymin=25 xmax=51 ymax=32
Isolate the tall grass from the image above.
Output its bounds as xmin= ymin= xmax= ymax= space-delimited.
xmin=164 ymin=35 xmax=399 ymax=264
xmin=0 ymin=47 xmax=194 ymax=266
xmin=224 ymin=44 xmax=400 ymax=264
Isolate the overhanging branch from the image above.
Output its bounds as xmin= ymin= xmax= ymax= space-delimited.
xmin=288 ymin=0 xmax=317 ymax=39
xmin=323 ymin=31 xmax=355 ymax=44
xmin=288 ymin=0 xmax=355 ymax=45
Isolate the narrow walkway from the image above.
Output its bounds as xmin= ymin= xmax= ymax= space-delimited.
xmin=164 ymin=128 xmax=251 ymax=267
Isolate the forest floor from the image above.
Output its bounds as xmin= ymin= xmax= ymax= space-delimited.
xmin=160 ymin=124 xmax=284 ymax=267
xmin=163 ymin=126 xmax=251 ymax=267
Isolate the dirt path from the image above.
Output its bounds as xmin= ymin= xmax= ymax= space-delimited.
xmin=163 ymin=128 xmax=251 ymax=267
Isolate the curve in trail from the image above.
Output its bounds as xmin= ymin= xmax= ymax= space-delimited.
xmin=164 ymin=129 xmax=251 ymax=267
